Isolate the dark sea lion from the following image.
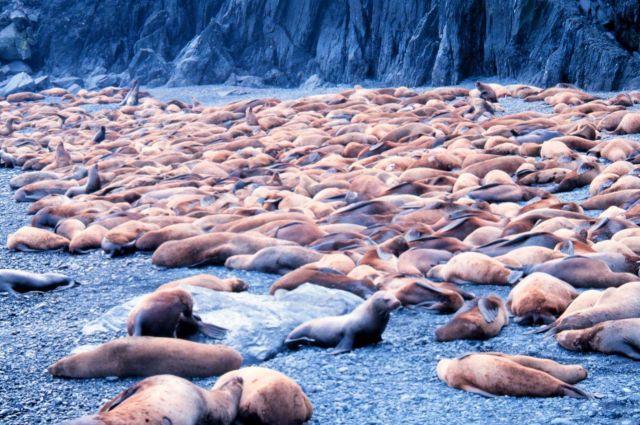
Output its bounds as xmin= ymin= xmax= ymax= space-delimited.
xmin=48 ymin=337 xmax=242 ymax=378
xmin=556 ymin=318 xmax=640 ymax=360
xmin=0 ymin=269 xmax=74 ymax=294
xmin=285 ymin=291 xmax=401 ymax=354
xmin=127 ymin=288 xmax=227 ymax=339
xmin=212 ymin=367 xmax=313 ymax=425
xmin=437 ymin=353 xmax=591 ymax=398
xmin=507 ymin=273 xmax=578 ymax=325
xmin=435 ymin=295 xmax=508 ymax=341
xmin=64 ymin=374 xmax=243 ymax=425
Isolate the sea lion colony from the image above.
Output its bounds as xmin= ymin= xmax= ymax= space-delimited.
xmin=2 ymin=82 xmax=640 ymax=422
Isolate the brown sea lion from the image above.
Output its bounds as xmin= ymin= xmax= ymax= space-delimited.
xmin=69 ymin=225 xmax=108 ymax=253
xmin=224 ymin=245 xmax=323 ymax=274
xmin=556 ymin=318 xmax=640 ymax=360
xmin=435 ymin=295 xmax=508 ymax=341
xmin=101 ymin=220 xmax=159 ymax=256
xmin=270 ymin=267 xmax=377 ymax=298
xmin=526 ymin=256 xmax=637 ymax=288
xmin=7 ymin=226 xmax=69 ymax=251
xmin=379 ymin=278 xmax=468 ymax=313
xmin=212 ymin=367 xmax=313 ymax=425
xmin=0 ymin=269 xmax=74 ymax=294
xmin=134 ymin=223 xmax=203 ymax=251
xmin=507 ymin=273 xmax=578 ymax=325
xmin=437 ymin=353 xmax=591 ymax=398
xmin=48 ymin=337 xmax=242 ymax=378
xmin=159 ymin=274 xmax=248 ymax=292
xmin=397 ymin=248 xmax=453 ymax=275
xmin=285 ymin=291 xmax=401 ymax=354
xmin=427 ymin=252 xmax=521 ymax=285
xmin=64 ymin=374 xmax=243 ymax=425
xmin=127 ymin=288 xmax=227 ymax=339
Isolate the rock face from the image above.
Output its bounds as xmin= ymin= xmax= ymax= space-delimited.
xmin=1 ymin=0 xmax=639 ymax=89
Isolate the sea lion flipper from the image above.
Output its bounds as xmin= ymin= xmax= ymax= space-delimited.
xmin=414 ymin=281 xmax=448 ymax=295
xmin=478 ymin=297 xmax=500 ymax=323
xmin=284 ymin=336 xmax=317 ymax=349
xmin=330 ymin=334 xmax=354 ymax=355
xmin=622 ymin=336 xmax=640 ymax=359
xmin=560 ymin=383 xmax=593 ymax=400
xmin=459 ymin=384 xmax=495 ymax=398
xmin=197 ymin=321 xmax=228 ymax=340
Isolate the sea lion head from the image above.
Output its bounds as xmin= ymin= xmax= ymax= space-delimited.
xmin=227 ymin=277 xmax=249 ymax=292
xmin=370 ymin=291 xmax=401 ymax=314
xmin=436 ymin=358 xmax=452 ymax=382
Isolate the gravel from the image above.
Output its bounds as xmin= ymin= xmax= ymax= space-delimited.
xmin=2 ymin=85 xmax=640 ymax=424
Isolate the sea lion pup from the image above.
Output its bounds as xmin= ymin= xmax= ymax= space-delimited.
xmin=269 ymin=267 xmax=377 ymax=298
xmin=48 ymin=337 xmax=242 ymax=378
xmin=507 ymin=273 xmax=578 ymax=325
xmin=7 ymin=226 xmax=69 ymax=251
xmin=285 ymin=291 xmax=401 ymax=354
xmin=436 ymin=353 xmax=591 ymax=398
xmin=556 ymin=318 xmax=640 ymax=360
xmin=224 ymin=245 xmax=323 ymax=274
xmin=427 ymin=252 xmax=522 ymax=285
xmin=64 ymin=374 xmax=243 ymax=425
xmin=65 ymin=164 xmax=102 ymax=198
xmin=212 ymin=367 xmax=313 ymax=425
xmin=159 ymin=274 xmax=248 ymax=293
xmin=435 ymin=295 xmax=508 ymax=341
xmin=475 ymin=81 xmax=498 ymax=103
xmin=0 ymin=269 xmax=74 ymax=294
xmin=92 ymin=125 xmax=106 ymax=143
xmin=127 ymin=288 xmax=227 ymax=339
xmin=69 ymin=225 xmax=108 ymax=253
xmin=152 ymin=232 xmax=294 ymax=268
xmin=540 ymin=281 xmax=640 ymax=334
xmin=525 ymin=256 xmax=637 ymax=288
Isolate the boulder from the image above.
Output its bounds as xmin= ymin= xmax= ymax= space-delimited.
xmin=0 ymin=22 xmax=31 ymax=61
xmin=0 ymin=71 xmax=34 ymax=96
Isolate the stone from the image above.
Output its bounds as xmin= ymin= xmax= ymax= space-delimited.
xmin=0 ymin=72 xmax=34 ymax=96
xmin=51 ymin=76 xmax=83 ymax=89
xmin=0 ymin=22 xmax=31 ymax=61
xmin=128 ymin=48 xmax=169 ymax=87
xmin=0 ymin=60 xmax=31 ymax=75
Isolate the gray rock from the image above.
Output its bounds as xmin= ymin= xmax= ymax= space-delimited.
xmin=51 ymin=76 xmax=83 ymax=89
xmin=0 ymin=22 xmax=30 ymax=61
xmin=128 ymin=48 xmax=169 ymax=87
xmin=0 ymin=71 xmax=34 ymax=96
xmin=82 ymin=283 xmax=362 ymax=363
xmin=84 ymin=73 xmax=120 ymax=90
xmin=33 ymin=75 xmax=50 ymax=91
xmin=224 ymin=73 xmax=265 ymax=88
xmin=299 ymin=74 xmax=328 ymax=90
xmin=0 ymin=60 xmax=31 ymax=75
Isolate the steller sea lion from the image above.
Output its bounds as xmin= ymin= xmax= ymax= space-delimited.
xmin=48 ymin=337 xmax=242 ymax=378
xmin=0 ymin=269 xmax=74 ymax=294
xmin=437 ymin=352 xmax=591 ymax=398
xmin=224 ymin=245 xmax=323 ymax=274
xmin=507 ymin=273 xmax=578 ymax=325
xmin=525 ymin=256 xmax=637 ymax=288
xmin=427 ymin=252 xmax=522 ymax=285
xmin=127 ymin=288 xmax=227 ymax=339
xmin=63 ymin=374 xmax=243 ymax=425
xmin=212 ymin=367 xmax=313 ymax=425
xmin=270 ymin=267 xmax=377 ymax=298
xmin=435 ymin=295 xmax=508 ymax=341
xmin=7 ymin=226 xmax=69 ymax=251
xmin=556 ymin=318 xmax=640 ymax=360
xmin=158 ymin=274 xmax=248 ymax=292
xmin=285 ymin=291 xmax=400 ymax=354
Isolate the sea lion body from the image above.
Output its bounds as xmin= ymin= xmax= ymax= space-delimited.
xmin=556 ymin=318 xmax=640 ymax=360
xmin=0 ymin=269 xmax=73 ymax=293
xmin=435 ymin=295 xmax=508 ymax=341
xmin=507 ymin=273 xmax=578 ymax=325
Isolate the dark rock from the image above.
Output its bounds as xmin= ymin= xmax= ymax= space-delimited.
xmin=224 ymin=73 xmax=265 ymax=88
xmin=0 ymin=60 xmax=31 ymax=75
xmin=5 ymin=0 xmax=635 ymax=90
xmin=299 ymin=74 xmax=328 ymax=90
xmin=51 ymin=76 xmax=83 ymax=89
xmin=33 ymin=74 xmax=49 ymax=91
xmin=0 ymin=22 xmax=31 ymax=61
xmin=84 ymin=73 xmax=120 ymax=90
xmin=0 ymin=71 xmax=34 ymax=96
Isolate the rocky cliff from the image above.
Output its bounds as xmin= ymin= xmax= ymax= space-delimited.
xmin=0 ymin=0 xmax=638 ymax=93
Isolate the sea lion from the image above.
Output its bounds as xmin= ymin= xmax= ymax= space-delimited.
xmin=64 ymin=374 xmax=243 ymax=425
xmin=127 ymin=288 xmax=228 ymax=339
xmin=270 ymin=267 xmax=377 ymax=298
xmin=525 ymin=256 xmax=637 ymax=288
xmin=48 ymin=337 xmax=242 ymax=378
xmin=427 ymin=252 xmax=522 ymax=285
xmin=437 ymin=352 xmax=591 ymax=398
xmin=159 ymin=274 xmax=248 ymax=292
xmin=224 ymin=245 xmax=323 ymax=274
xmin=134 ymin=223 xmax=204 ymax=251
xmin=7 ymin=226 xmax=69 ymax=251
xmin=69 ymin=225 xmax=108 ymax=253
xmin=0 ymin=269 xmax=74 ymax=294
xmin=397 ymin=248 xmax=453 ymax=275
xmin=556 ymin=318 xmax=640 ymax=360
xmin=435 ymin=295 xmax=508 ymax=341
xmin=380 ymin=278 xmax=467 ymax=313
xmin=507 ymin=273 xmax=578 ymax=325
xmin=540 ymin=281 xmax=640 ymax=334
xmin=212 ymin=367 xmax=313 ymax=425
xmin=285 ymin=291 xmax=401 ymax=354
